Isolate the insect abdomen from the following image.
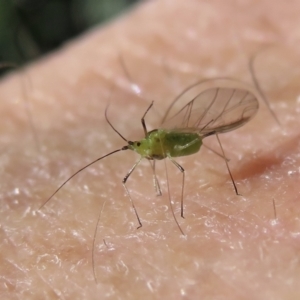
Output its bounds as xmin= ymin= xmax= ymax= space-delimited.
xmin=162 ymin=130 xmax=202 ymax=157
xmin=132 ymin=130 xmax=202 ymax=159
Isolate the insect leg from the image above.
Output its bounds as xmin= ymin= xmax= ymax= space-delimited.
xmin=148 ymin=160 xmax=162 ymax=196
xmin=141 ymin=101 xmax=154 ymax=137
xmin=167 ymin=156 xmax=185 ymax=219
xmin=215 ymin=133 xmax=240 ymax=196
xmin=164 ymin=157 xmax=185 ymax=235
xmin=122 ymin=157 xmax=143 ymax=229
xmin=202 ymin=143 xmax=230 ymax=162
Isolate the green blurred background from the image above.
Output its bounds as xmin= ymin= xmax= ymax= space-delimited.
xmin=0 ymin=0 xmax=140 ymax=67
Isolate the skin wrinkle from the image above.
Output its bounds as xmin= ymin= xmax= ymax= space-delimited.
xmin=0 ymin=0 xmax=300 ymax=299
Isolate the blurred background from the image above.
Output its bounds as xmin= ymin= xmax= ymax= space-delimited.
xmin=0 ymin=0 xmax=140 ymax=70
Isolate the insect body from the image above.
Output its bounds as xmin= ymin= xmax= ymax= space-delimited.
xmin=131 ymin=129 xmax=202 ymax=160
xmin=41 ymin=79 xmax=259 ymax=235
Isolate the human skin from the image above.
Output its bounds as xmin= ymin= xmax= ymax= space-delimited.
xmin=1 ymin=0 xmax=300 ymax=299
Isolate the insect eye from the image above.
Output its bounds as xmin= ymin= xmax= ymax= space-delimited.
xmin=137 ymin=142 xmax=141 ymax=147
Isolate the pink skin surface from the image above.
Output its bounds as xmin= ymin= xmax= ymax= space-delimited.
xmin=1 ymin=0 xmax=300 ymax=299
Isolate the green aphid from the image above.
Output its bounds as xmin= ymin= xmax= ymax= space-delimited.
xmin=40 ymin=78 xmax=259 ymax=236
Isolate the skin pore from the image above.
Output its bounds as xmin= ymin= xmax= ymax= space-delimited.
xmin=1 ymin=0 xmax=300 ymax=298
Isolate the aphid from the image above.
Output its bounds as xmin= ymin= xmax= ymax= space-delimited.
xmin=40 ymin=78 xmax=259 ymax=235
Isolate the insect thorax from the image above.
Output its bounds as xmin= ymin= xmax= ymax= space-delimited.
xmin=130 ymin=129 xmax=202 ymax=160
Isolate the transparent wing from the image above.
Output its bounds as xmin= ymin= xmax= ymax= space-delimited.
xmin=161 ymin=78 xmax=259 ymax=135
